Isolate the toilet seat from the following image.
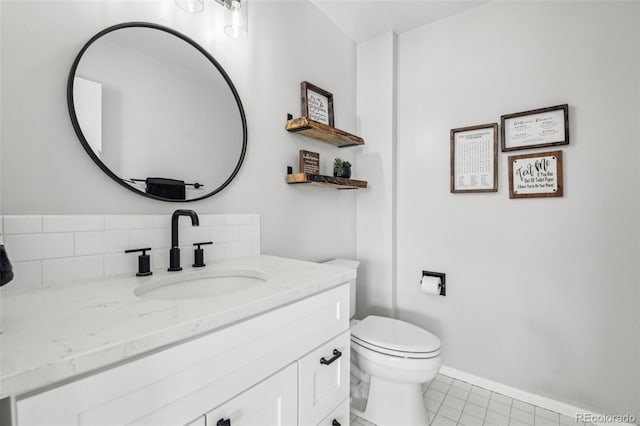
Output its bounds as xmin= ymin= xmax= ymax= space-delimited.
xmin=351 ymin=315 xmax=440 ymax=359
xmin=351 ymin=336 xmax=440 ymax=359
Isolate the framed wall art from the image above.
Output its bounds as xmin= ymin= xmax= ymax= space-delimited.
xmin=301 ymin=81 xmax=334 ymax=126
xmin=508 ymin=150 xmax=563 ymax=199
xmin=450 ymin=123 xmax=498 ymax=193
xmin=299 ymin=150 xmax=319 ymax=174
xmin=501 ymin=104 xmax=569 ymax=152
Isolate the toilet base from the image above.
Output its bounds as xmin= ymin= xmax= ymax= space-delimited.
xmin=352 ymin=376 xmax=430 ymax=426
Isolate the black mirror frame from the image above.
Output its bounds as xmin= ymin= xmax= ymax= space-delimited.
xmin=67 ymin=22 xmax=248 ymax=202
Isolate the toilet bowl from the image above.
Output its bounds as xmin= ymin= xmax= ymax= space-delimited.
xmin=321 ymin=259 xmax=442 ymax=426
xmin=351 ymin=315 xmax=442 ymax=426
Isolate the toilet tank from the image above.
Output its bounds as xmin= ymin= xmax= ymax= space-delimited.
xmin=321 ymin=258 xmax=359 ymax=318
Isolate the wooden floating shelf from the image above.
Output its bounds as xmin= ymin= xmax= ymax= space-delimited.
xmin=286 ymin=117 xmax=365 ymax=148
xmin=287 ymin=173 xmax=368 ymax=189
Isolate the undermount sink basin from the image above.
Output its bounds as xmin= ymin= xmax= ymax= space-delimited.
xmin=134 ymin=269 xmax=268 ymax=300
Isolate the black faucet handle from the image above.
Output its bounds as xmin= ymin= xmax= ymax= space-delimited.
xmin=193 ymin=241 xmax=213 ymax=248
xmin=125 ymin=248 xmax=152 ymax=276
xmin=193 ymin=241 xmax=213 ymax=268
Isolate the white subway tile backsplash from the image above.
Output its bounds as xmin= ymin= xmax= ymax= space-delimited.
xmin=105 ymin=252 xmax=138 ymax=277
xmin=226 ymin=240 xmax=253 ymax=258
xmin=181 ymin=226 xmax=211 ymax=245
xmin=105 ymin=215 xmax=165 ymax=230
xmin=75 ymin=232 xmax=104 ymax=256
xmin=4 ymin=214 xmax=259 ymax=286
xmin=5 ymin=233 xmax=74 ymax=262
xmin=10 ymin=261 xmax=42 ymax=289
xmin=130 ymin=229 xmax=167 ymax=250
xmin=225 ymin=214 xmax=252 ymax=225
xmin=104 ymin=231 xmax=131 ymax=254
xmin=76 ymin=231 xmax=131 ymax=256
xmin=238 ymin=224 xmax=260 ymax=241
xmin=3 ymin=215 xmax=43 ymax=234
xmin=43 ymin=215 xmax=104 ymax=233
xmin=42 ymin=255 xmax=104 ymax=285
xmin=150 ymin=248 xmax=169 ymax=271
xmin=198 ymin=214 xmax=225 ymax=227
xmin=211 ymin=225 xmax=239 ymax=243
xmin=210 ymin=242 xmax=227 ymax=262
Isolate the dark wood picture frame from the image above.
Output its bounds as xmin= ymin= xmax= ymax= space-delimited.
xmin=301 ymin=81 xmax=334 ymax=127
xmin=450 ymin=123 xmax=498 ymax=193
xmin=501 ymin=104 xmax=569 ymax=152
xmin=508 ymin=150 xmax=564 ymax=199
xmin=299 ymin=150 xmax=320 ymax=174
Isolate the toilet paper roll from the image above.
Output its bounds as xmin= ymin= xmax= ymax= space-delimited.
xmin=420 ymin=275 xmax=441 ymax=295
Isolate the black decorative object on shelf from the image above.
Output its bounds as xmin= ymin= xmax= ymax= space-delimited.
xmin=333 ymin=158 xmax=351 ymax=179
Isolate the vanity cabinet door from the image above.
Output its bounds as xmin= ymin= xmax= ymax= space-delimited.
xmin=298 ymin=331 xmax=350 ymax=426
xmin=205 ymin=363 xmax=297 ymax=426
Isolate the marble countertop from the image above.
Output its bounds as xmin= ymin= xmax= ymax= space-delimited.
xmin=0 ymin=255 xmax=355 ymax=399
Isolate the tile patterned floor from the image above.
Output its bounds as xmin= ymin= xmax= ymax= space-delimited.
xmin=351 ymin=373 xmax=596 ymax=426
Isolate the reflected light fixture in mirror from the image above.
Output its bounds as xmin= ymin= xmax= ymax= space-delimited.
xmin=224 ymin=0 xmax=247 ymax=39
xmin=175 ymin=0 xmax=204 ymax=13
xmin=175 ymin=0 xmax=248 ymax=38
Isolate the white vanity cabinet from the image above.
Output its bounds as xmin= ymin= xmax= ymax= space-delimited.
xmin=14 ymin=284 xmax=350 ymax=426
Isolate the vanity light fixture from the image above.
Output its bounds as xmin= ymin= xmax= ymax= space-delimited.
xmin=175 ymin=0 xmax=204 ymax=13
xmin=175 ymin=0 xmax=248 ymax=38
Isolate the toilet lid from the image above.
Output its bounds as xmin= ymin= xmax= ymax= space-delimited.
xmin=351 ymin=315 xmax=440 ymax=353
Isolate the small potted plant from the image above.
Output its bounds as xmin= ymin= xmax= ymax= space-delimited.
xmin=333 ymin=158 xmax=352 ymax=179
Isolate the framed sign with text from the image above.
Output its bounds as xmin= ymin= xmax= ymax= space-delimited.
xmin=450 ymin=123 xmax=498 ymax=193
xmin=301 ymin=81 xmax=334 ymax=127
xmin=299 ymin=150 xmax=320 ymax=174
xmin=508 ymin=150 xmax=563 ymax=199
xmin=501 ymin=104 xmax=569 ymax=151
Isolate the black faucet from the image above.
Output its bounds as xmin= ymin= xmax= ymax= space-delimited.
xmin=168 ymin=209 xmax=200 ymax=271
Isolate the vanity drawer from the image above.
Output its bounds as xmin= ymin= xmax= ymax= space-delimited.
xmin=298 ymin=330 xmax=350 ymax=426
xmin=205 ymin=363 xmax=297 ymax=426
xmin=317 ymin=397 xmax=350 ymax=426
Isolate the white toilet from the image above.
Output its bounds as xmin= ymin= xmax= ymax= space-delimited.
xmin=323 ymin=259 xmax=442 ymax=426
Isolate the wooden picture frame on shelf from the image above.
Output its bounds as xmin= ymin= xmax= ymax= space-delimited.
xmin=508 ymin=150 xmax=563 ymax=199
xmin=501 ymin=104 xmax=569 ymax=152
xmin=299 ymin=150 xmax=320 ymax=174
xmin=450 ymin=123 xmax=498 ymax=193
xmin=301 ymin=81 xmax=334 ymax=127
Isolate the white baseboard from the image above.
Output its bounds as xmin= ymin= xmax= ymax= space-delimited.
xmin=439 ymin=365 xmax=637 ymax=426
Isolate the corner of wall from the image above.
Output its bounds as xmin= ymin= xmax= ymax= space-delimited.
xmin=355 ymin=31 xmax=397 ymax=318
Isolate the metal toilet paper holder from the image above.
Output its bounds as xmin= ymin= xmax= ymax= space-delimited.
xmin=422 ymin=270 xmax=446 ymax=296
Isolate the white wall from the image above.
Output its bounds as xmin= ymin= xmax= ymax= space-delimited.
xmin=395 ymin=1 xmax=639 ymax=417
xmin=355 ymin=31 xmax=396 ymax=318
xmin=0 ymin=0 xmax=3 ymax=218
xmin=0 ymin=0 xmax=358 ymax=261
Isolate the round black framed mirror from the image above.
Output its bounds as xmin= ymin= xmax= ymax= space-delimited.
xmin=67 ymin=22 xmax=247 ymax=202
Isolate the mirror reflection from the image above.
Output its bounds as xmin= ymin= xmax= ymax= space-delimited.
xmin=69 ymin=23 xmax=247 ymax=201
